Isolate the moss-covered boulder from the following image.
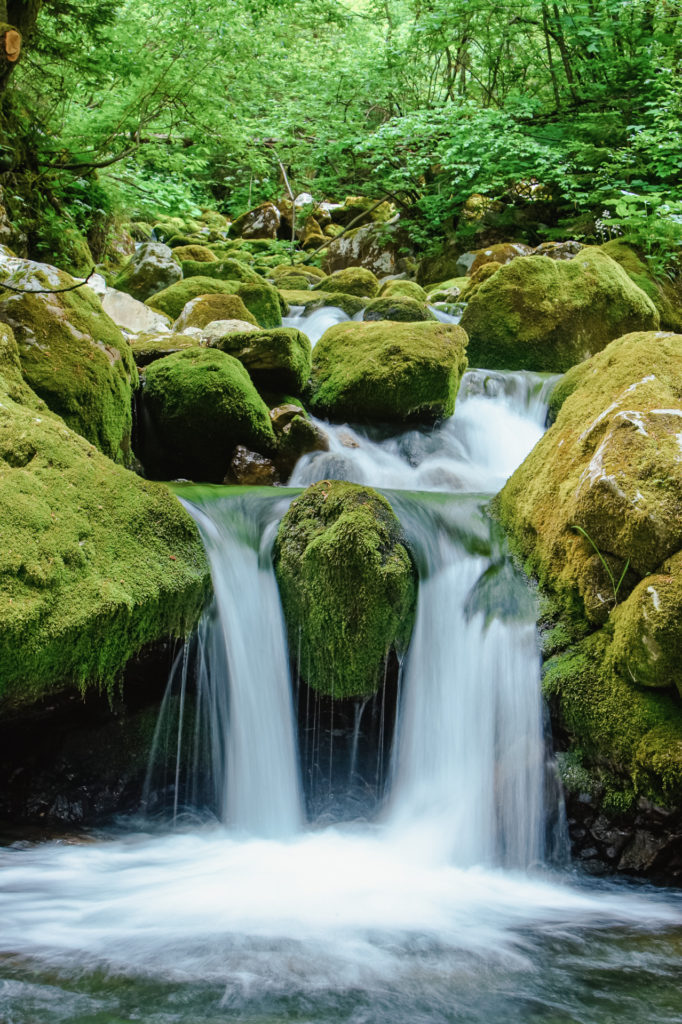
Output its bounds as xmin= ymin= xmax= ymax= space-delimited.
xmin=270 ymin=264 xmax=324 ymax=287
xmin=379 ymin=279 xmax=428 ymax=302
xmin=313 ymin=267 xmax=380 ymax=298
xmin=180 ymin=258 xmax=262 ymax=284
xmin=145 ymin=276 xmax=241 ymax=320
xmin=278 ymin=289 xmax=366 ymax=317
xmin=458 ymin=242 xmax=533 ymax=277
xmin=310 ymin=320 xmax=468 ymax=424
xmin=172 ymin=244 xmax=218 ymax=263
xmin=236 ymin=280 xmax=282 ymax=328
xmin=273 ymin=481 xmax=417 ymax=698
xmin=600 ymin=240 xmax=682 ymax=333
xmin=130 ymin=332 xmax=199 ymax=367
xmin=0 ymin=257 xmax=137 ymax=463
xmin=207 ymin=326 xmax=311 ymax=393
xmin=0 ymin=324 xmax=208 ymax=709
xmin=362 ymin=297 xmax=435 ymax=322
xmin=174 ymin=293 xmax=257 ymax=331
xmin=114 ymin=242 xmax=183 ymax=302
xmin=460 ymin=249 xmax=659 ymax=372
xmin=497 ymin=331 xmax=682 ymax=623
xmin=141 ymin=347 xmax=276 ymax=480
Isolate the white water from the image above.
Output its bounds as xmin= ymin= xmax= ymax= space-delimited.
xmin=1 ymin=365 xmax=681 ymax=1022
xmin=283 ymin=304 xmax=356 ymax=345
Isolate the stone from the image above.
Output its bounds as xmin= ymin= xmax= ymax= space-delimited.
xmin=102 ymin=288 xmax=172 ymax=335
xmin=362 ymin=297 xmax=435 ymax=322
xmin=313 ymin=266 xmax=380 ymax=298
xmin=173 ymin=293 xmax=257 ymax=332
xmin=113 ymin=242 xmax=182 ymax=302
xmin=230 ymin=202 xmax=281 ymax=240
xmin=207 ymin=326 xmax=312 ymax=394
xmin=229 ymin=445 xmax=279 ymax=485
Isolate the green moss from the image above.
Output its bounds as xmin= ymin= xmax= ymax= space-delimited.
xmin=313 ymin=267 xmax=380 ymax=298
xmin=0 ymin=327 xmax=209 ymax=709
xmin=37 ymin=226 xmax=93 ymax=278
xmin=114 ymin=242 xmax=182 ymax=302
xmin=362 ymin=297 xmax=435 ymax=322
xmin=460 ymin=249 xmax=659 ymax=372
xmin=130 ymin=333 xmax=199 ymax=367
xmin=278 ymin=289 xmax=366 ymax=317
xmin=237 ymin=281 xmax=282 ymax=329
xmin=379 ymin=279 xmax=428 ymax=302
xmin=543 ymin=630 xmax=682 ymax=807
xmin=600 ymin=239 xmax=682 ymax=332
xmin=270 ymin=264 xmax=324 ymax=287
xmin=145 ymin=276 xmax=242 ymax=320
xmin=208 ymin=326 xmax=312 ymax=393
xmin=180 ymin=258 xmax=263 ymax=284
xmin=0 ymin=261 xmax=137 ymax=463
xmin=309 ymin=320 xmax=468 ymax=424
xmin=273 ymin=481 xmax=417 ymax=698
xmin=142 ymin=347 xmax=275 ymax=480
xmin=172 ymin=245 xmax=218 ymax=263
xmin=174 ymin=292 xmax=257 ymax=331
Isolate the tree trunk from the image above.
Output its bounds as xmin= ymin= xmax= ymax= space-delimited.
xmin=0 ymin=0 xmax=42 ymax=94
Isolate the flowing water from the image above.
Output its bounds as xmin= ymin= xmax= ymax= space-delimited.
xmin=1 ymin=327 xmax=681 ymax=1023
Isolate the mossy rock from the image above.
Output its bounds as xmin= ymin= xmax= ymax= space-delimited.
xmin=129 ymin=222 xmax=154 ymax=242
xmin=180 ymin=258 xmax=263 ymax=285
xmin=379 ymin=279 xmax=428 ymax=302
xmin=208 ymin=326 xmax=311 ymax=393
xmin=152 ymin=218 xmax=188 ymax=242
xmin=460 ymin=249 xmax=659 ymax=372
xmin=600 ymin=240 xmax=682 ymax=333
xmin=37 ymin=226 xmax=93 ymax=278
xmin=130 ymin=332 xmax=199 ymax=367
xmin=270 ymin=264 xmax=324 ymax=287
xmin=313 ymin=266 xmax=380 ymax=298
xmin=146 ymin=277 xmax=242 ymax=320
xmin=459 ymin=261 xmax=502 ymax=300
xmin=237 ymin=280 xmax=282 ymax=329
xmin=174 ymin=293 xmax=257 ymax=331
xmin=0 ymin=257 xmax=137 ymax=463
xmin=362 ymin=297 xmax=435 ymax=322
xmin=0 ymin=325 xmax=209 ymax=709
xmin=543 ymin=630 xmax=682 ymax=808
xmin=273 ymin=481 xmax=417 ymax=698
xmin=310 ymin=320 xmax=468 ymax=424
xmin=141 ymin=347 xmax=275 ymax=481
xmin=278 ymin=289 xmax=366 ymax=317
xmin=166 ymin=234 xmax=207 ymax=249
xmin=496 ymin=330 xmax=682 ymax=626
xmin=114 ymin=242 xmax=183 ymax=302
xmin=172 ymin=245 xmax=217 ymax=264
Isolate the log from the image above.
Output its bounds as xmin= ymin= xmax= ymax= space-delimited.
xmin=2 ymin=27 xmax=20 ymax=62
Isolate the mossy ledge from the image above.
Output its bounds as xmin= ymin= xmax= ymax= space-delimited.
xmin=0 ymin=324 xmax=210 ymax=710
xmin=273 ymin=481 xmax=417 ymax=698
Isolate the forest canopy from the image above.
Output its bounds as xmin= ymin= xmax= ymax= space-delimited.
xmin=1 ymin=0 xmax=681 ymax=264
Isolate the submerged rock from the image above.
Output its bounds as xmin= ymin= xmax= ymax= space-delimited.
xmin=141 ymin=347 xmax=275 ymax=480
xmin=273 ymin=481 xmax=416 ymax=698
xmin=309 ymin=320 xmax=468 ymax=423
xmin=114 ymin=242 xmax=182 ymax=301
xmin=0 ymin=256 xmax=137 ymax=463
xmin=460 ymin=249 xmax=659 ymax=372
xmin=0 ymin=323 xmax=208 ymax=709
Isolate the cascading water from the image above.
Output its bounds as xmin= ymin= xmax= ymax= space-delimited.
xmin=1 ymin=336 xmax=681 ymax=1024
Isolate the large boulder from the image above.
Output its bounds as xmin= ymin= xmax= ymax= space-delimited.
xmin=0 ymin=256 xmax=137 ymax=463
xmin=180 ymin=258 xmax=262 ymax=285
xmin=148 ymin=276 xmax=281 ymax=328
xmin=379 ymin=279 xmax=428 ymax=302
xmin=323 ymin=221 xmax=413 ymax=277
xmin=362 ymin=297 xmax=435 ymax=322
xmin=230 ymin=202 xmax=281 ymax=240
xmin=174 ymin=293 xmax=257 ymax=331
xmin=460 ymin=249 xmax=659 ymax=372
xmin=130 ymin=332 xmax=199 ymax=367
xmin=207 ymin=326 xmax=311 ymax=393
xmin=309 ymin=320 xmax=468 ymax=423
xmin=599 ymin=240 xmax=682 ymax=333
xmin=496 ymin=329 xmax=682 ymax=810
xmin=0 ymin=323 xmax=208 ymax=709
xmin=140 ymin=347 xmax=276 ymax=480
xmin=273 ymin=481 xmax=417 ymax=698
xmin=313 ymin=267 xmax=380 ymax=298
xmin=102 ymin=288 xmax=171 ymax=335
xmin=113 ymin=242 xmax=183 ymax=301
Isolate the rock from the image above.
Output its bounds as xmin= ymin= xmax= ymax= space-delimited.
xmin=146 ymin=277 xmax=242 ymax=320
xmin=130 ymin=332 xmax=199 ymax=367
xmin=323 ymin=221 xmax=412 ymax=277
xmin=275 ymin=414 xmax=329 ymax=478
xmin=457 ymin=242 xmax=533 ymax=277
xmin=459 ymin=193 xmax=505 ymax=226
xmin=0 ymin=323 xmax=208 ymax=709
xmin=329 ymin=197 xmax=394 ymax=227
xmin=270 ymin=403 xmax=306 ymax=431
xmin=379 ymin=279 xmax=428 ymax=302
xmin=141 ymin=347 xmax=275 ymax=481
xmin=102 ymin=288 xmax=172 ymax=334
xmin=362 ymin=297 xmax=435 ymax=322
xmin=309 ymin=320 xmax=468 ymax=424
xmin=459 ymin=262 xmax=502 ymax=301
xmin=151 ymin=275 xmax=281 ymax=328
xmin=230 ymin=202 xmax=281 ymax=240
xmin=0 ymin=256 xmax=137 ymax=463
xmin=313 ymin=266 xmax=380 ymax=298
xmin=277 ymin=289 xmax=366 ymax=317
xmin=599 ymin=239 xmax=682 ymax=332
xmin=180 ymin=258 xmax=262 ymax=284
xmin=228 ymin=445 xmax=280 ymax=485
xmin=270 ymin=264 xmax=325 ymax=287
xmin=618 ymin=831 xmax=667 ymax=872
xmin=533 ymin=240 xmax=583 ymax=260
xmin=201 ymin=319 xmax=259 ymax=344
xmin=235 ymin=280 xmax=283 ymax=328
xmin=460 ymin=249 xmax=659 ymax=372
xmin=171 ymin=244 xmax=217 ymax=263
xmin=113 ymin=242 xmax=182 ymax=302
xmin=273 ymin=481 xmax=416 ymax=697
xmin=129 ymin=222 xmax=154 ymax=242
xmin=174 ymin=293 xmax=258 ymax=332
xmin=207 ymin=326 xmax=311 ymax=393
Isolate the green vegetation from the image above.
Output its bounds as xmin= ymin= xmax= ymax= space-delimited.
xmin=208 ymin=327 xmax=312 ymax=394
xmin=273 ymin=480 xmax=417 ymax=698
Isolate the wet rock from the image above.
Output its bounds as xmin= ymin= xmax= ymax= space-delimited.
xmin=270 ymin=403 xmax=306 ymax=431
xmin=229 ymin=445 xmax=280 ymax=485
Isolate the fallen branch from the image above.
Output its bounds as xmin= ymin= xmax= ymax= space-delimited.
xmin=0 ymin=267 xmax=97 ymax=294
